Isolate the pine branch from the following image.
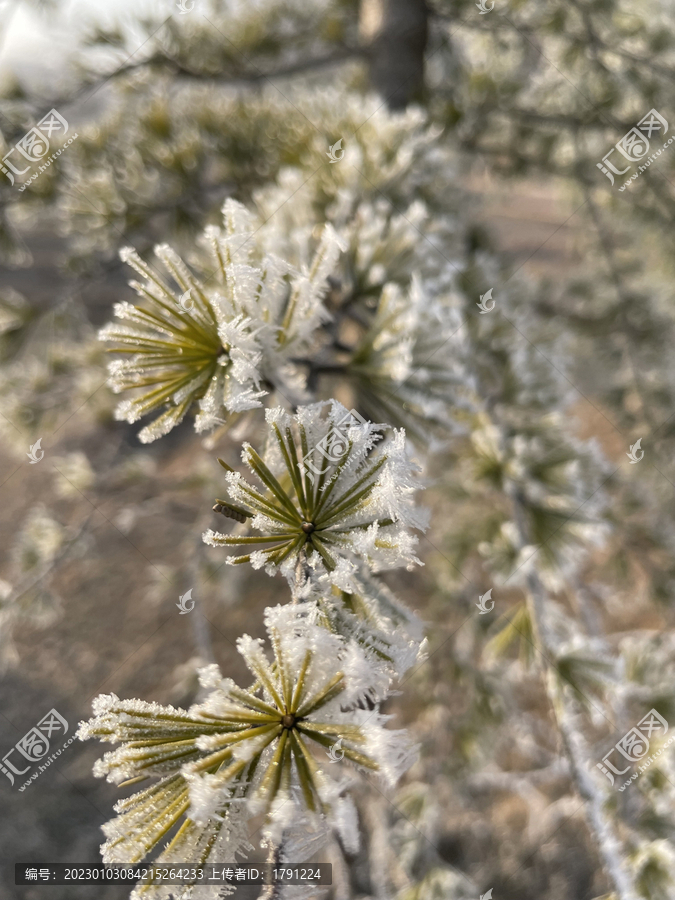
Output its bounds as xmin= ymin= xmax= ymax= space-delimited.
xmin=551 ymin=678 xmax=640 ymax=900
xmin=7 ymin=49 xmax=364 ymax=130
xmin=258 ymin=838 xmax=283 ymax=900
xmin=184 ymin=507 xmax=216 ymax=670
xmin=466 ymin=315 xmax=640 ymax=899
xmin=2 ymin=511 xmax=93 ymax=610
xmin=507 ymin=484 xmax=640 ymax=900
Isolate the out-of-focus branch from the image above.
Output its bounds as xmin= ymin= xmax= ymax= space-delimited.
xmin=2 ymin=510 xmax=94 ymax=610
xmin=258 ymin=838 xmax=283 ymax=900
xmin=183 ymin=507 xmax=216 ymax=668
xmin=469 ymin=333 xmax=640 ymax=900
xmin=506 ymin=484 xmax=640 ymax=900
xmin=107 ymin=47 xmax=364 ymax=86
xmin=3 ymin=47 xmax=364 ymax=127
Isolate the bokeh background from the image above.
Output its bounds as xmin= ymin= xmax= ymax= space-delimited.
xmin=3 ymin=1 xmax=675 ymax=898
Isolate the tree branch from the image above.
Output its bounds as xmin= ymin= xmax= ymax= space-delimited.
xmin=258 ymin=838 xmax=283 ymax=900
xmin=506 ymin=485 xmax=640 ymax=900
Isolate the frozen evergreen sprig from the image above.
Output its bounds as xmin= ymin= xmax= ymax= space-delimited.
xmin=99 ymin=244 xmax=235 ymax=444
xmin=310 ymin=570 xmax=426 ymax=680
xmin=99 ymin=199 xmax=344 ymax=443
xmin=347 ymin=275 xmax=465 ymax=439
xmin=79 ymin=604 xmax=416 ymax=869
xmin=203 ymin=401 xmax=428 ymax=589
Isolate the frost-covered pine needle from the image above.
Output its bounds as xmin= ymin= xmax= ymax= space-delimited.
xmin=203 ymin=401 xmax=428 ymax=589
xmin=78 ymin=604 xmax=416 ymax=873
xmin=348 ymin=276 xmax=465 ymax=439
xmin=99 ymin=200 xmax=345 ymax=443
xmin=313 ymin=571 xmax=427 ymax=680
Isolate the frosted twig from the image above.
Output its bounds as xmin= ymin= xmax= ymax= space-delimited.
xmin=508 ymin=485 xmax=639 ymax=900
xmin=258 ymin=838 xmax=283 ymax=900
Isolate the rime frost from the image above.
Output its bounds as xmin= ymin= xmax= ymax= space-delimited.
xmin=204 ymin=401 xmax=427 ymax=589
xmin=81 ymin=604 xmax=420 ymax=883
xmin=99 ymin=201 xmax=345 ymax=442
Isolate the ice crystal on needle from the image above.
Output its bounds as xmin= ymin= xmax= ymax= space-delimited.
xmin=348 ymin=275 xmax=465 ymax=439
xmin=79 ymin=604 xmax=416 ymax=876
xmin=203 ymin=401 xmax=428 ymax=588
xmin=314 ymin=571 xmax=427 ymax=680
xmin=99 ymin=200 xmax=344 ymax=443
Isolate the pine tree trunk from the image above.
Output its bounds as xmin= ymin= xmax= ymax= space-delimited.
xmin=359 ymin=0 xmax=429 ymax=109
